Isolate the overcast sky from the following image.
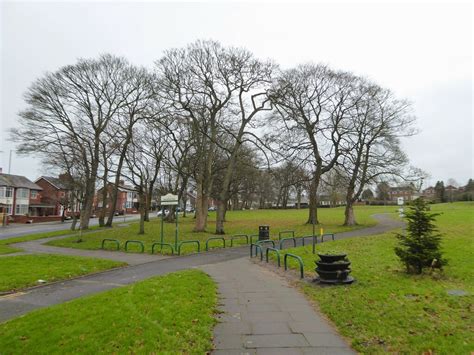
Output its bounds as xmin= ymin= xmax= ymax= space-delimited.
xmin=1 ymin=1 xmax=472 ymax=187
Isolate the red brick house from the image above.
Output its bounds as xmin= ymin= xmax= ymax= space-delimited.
xmin=422 ymin=186 xmax=436 ymax=199
xmin=388 ymin=185 xmax=417 ymax=202
xmin=34 ymin=176 xmax=70 ymax=216
xmin=0 ymin=172 xmax=43 ymax=222
xmin=94 ymin=181 xmax=139 ymax=214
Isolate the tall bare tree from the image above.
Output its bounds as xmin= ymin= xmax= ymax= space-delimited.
xmin=13 ymin=54 xmax=131 ymax=229
xmin=338 ymin=83 xmax=415 ymax=225
xmin=269 ymin=64 xmax=360 ymax=224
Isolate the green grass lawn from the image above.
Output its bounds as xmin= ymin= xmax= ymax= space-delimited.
xmin=47 ymin=205 xmax=396 ymax=255
xmin=0 ymin=226 xmax=103 ymax=255
xmin=270 ymin=202 xmax=474 ymax=353
xmin=0 ymin=270 xmax=217 ymax=354
xmin=0 ymin=254 xmax=126 ymax=293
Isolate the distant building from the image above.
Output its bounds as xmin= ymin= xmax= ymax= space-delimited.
xmin=422 ymin=186 xmax=436 ymax=200
xmin=94 ymin=181 xmax=139 ymax=214
xmin=0 ymin=173 xmax=43 ymax=219
xmin=388 ymin=185 xmax=416 ymax=202
xmin=34 ymin=175 xmax=71 ymax=216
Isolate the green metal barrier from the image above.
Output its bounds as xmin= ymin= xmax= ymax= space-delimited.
xmin=321 ymin=233 xmax=335 ymax=242
xmin=151 ymin=242 xmax=174 ymax=255
xmin=256 ymin=239 xmax=276 ymax=248
xmin=177 ymin=240 xmax=201 ymax=255
xmin=230 ymin=234 xmax=249 ymax=247
xmin=250 ymin=243 xmax=263 ymax=260
xmin=300 ymin=235 xmax=316 ymax=246
xmin=249 ymin=234 xmax=259 ymax=244
xmin=279 ymin=237 xmax=297 ymax=249
xmin=124 ymin=240 xmax=144 ymax=253
xmin=265 ymin=247 xmax=281 ymax=267
xmin=278 ymin=230 xmax=295 ymax=240
xmin=205 ymin=237 xmax=226 ymax=251
xmin=101 ymin=239 xmax=120 ymax=251
xmin=284 ymin=253 xmax=304 ymax=278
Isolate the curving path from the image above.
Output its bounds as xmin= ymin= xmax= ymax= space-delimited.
xmin=0 ymin=213 xmax=403 ymax=353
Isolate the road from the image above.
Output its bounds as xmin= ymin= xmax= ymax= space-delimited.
xmin=0 ymin=214 xmax=144 ymax=240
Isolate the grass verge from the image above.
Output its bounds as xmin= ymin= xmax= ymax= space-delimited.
xmin=0 ymin=270 xmax=217 ymax=353
xmin=0 ymin=254 xmax=126 ymax=293
xmin=47 ymin=206 xmax=396 ymax=255
xmin=268 ymin=202 xmax=474 ymax=353
xmin=0 ymin=226 xmax=102 ymax=255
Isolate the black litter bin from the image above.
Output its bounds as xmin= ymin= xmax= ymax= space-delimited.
xmin=258 ymin=225 xmax=270 ymax=241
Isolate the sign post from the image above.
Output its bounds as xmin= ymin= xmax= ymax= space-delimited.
xmin=397 ymin=197 xmax=404 ymax=217
xmin=160 ymin=193 xmax=179 ymax=251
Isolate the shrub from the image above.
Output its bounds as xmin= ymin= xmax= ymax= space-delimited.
xmin=395 ymin=197 xmax=446 ymax=274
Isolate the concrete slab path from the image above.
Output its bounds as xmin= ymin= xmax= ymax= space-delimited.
xmin=201 ymin=259 xmax=355 ymax=354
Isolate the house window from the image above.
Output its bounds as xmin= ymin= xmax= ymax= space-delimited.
xmin=15 ymin=204 xmax=29 ymax=215
xmin=16 ymin=188 xmax=29 ymax=199
xmin=31 ymin=190 xmax=38 ymax=199
xmin=4 ymin=204 xmax=13 ymax=215
xmin=0 ymin=187 xmax=13 ymax=198
xmin=125 ymin=201 xmax=133 ymax=209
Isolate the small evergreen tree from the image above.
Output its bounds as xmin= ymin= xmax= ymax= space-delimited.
xmin=395 ymin=197 xmax=446 ymax=274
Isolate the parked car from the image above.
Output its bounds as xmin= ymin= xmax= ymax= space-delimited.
xmin=185 ymin=207 xmax=195 ymax=213
xmin=208 ymin=206 xmax=217 ymax=211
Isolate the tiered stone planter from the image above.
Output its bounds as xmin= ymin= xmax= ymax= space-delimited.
xmin=315 ymin=253 xmax=355 ymax=284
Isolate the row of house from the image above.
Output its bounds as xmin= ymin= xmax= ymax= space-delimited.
xmin=0 ymin=172 xmax=141 ymax=224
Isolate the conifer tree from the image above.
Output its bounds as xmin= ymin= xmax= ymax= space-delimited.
xmin=395 ymin=197 xmax=446 ymax=274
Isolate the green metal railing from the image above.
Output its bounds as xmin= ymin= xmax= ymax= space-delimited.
xmin=250 ymin=243 xmax=263 ymax=260
xmin=249 ymin=234 xmax=259 ymax=244
xmin=256 ymin=239 xmax=276 ymax=248
xmin=300 ymin=235 xmax=316 ymax=246
xmin=124 ymin=240 xmax=144 ymax=253
xmin=230 ymin=234 xmax=249 ymax=247
xmin=177 ymin=240 xmax=201 ymax=255
xmin=278 ymin=230 xmax=295 ymax=240
xmin=284 ymin=253 xmax=304 ymax=278
xmin=151 ymin=242 xmax=174 ymax=255
xmin=265 ymin=247 xmax=281 ymax=267
xmin=205 ymin=237 xmax=226 ymax=251
xmin=321 ymin=233 xmax=335 ymax=242
xmin=279 ymin=237 xmax=297 ymax=249
xmin=101 ymin=239 xmax=120 ymax=250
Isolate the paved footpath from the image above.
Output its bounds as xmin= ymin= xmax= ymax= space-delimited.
xmin=5 ymin=235 xmax=167 ymax=265
xmin=201 ymin=259 xmax=355 ymax=355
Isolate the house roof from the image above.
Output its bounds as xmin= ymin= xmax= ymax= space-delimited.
xmin=0 ymin=173 xmax=42 ymax=190
xmin=389 ymin=186 xmax=414 ymax=192
xmin=36 ymin=176 xmax=68 ymax=190
xmin=118 ymin=184 xmax=136 ymax=192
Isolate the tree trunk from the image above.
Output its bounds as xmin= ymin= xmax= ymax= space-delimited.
xmin=80 ymin=175 xmax=96 ymax=230
xmin=343 ymin=202 xmax=356 ymax=226
xmin=98 ymin=183 xmax=108 ymax=227
xmin=105 ymin=135 xmax=132 ymax=227
xmin=138 ymin=192 xmax=145 ymax=235
xmin=296 ymin=188 xmax=302 ymax=209
xmin=193 ymin=179 xmax=208 ymax=232
xmin=306 ymin=172 xmax=320 ymax=225
xmin=215 ymin=200 xmax=226 ymax=234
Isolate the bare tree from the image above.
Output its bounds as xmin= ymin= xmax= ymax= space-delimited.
xmin=105 ymin=66 xmax=158 ymax=227
xmin=123 ymin=125 xmax=165 ymax=234
xmin=269 ymin=64 xmax=359 ymax=224
xmin=13 ymin=54 xmax=132 ymax=229
xmin=156 ymin=40 xmax=265 ymax=232
xmin=338 ymin=83 xmax=416 ymax=225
